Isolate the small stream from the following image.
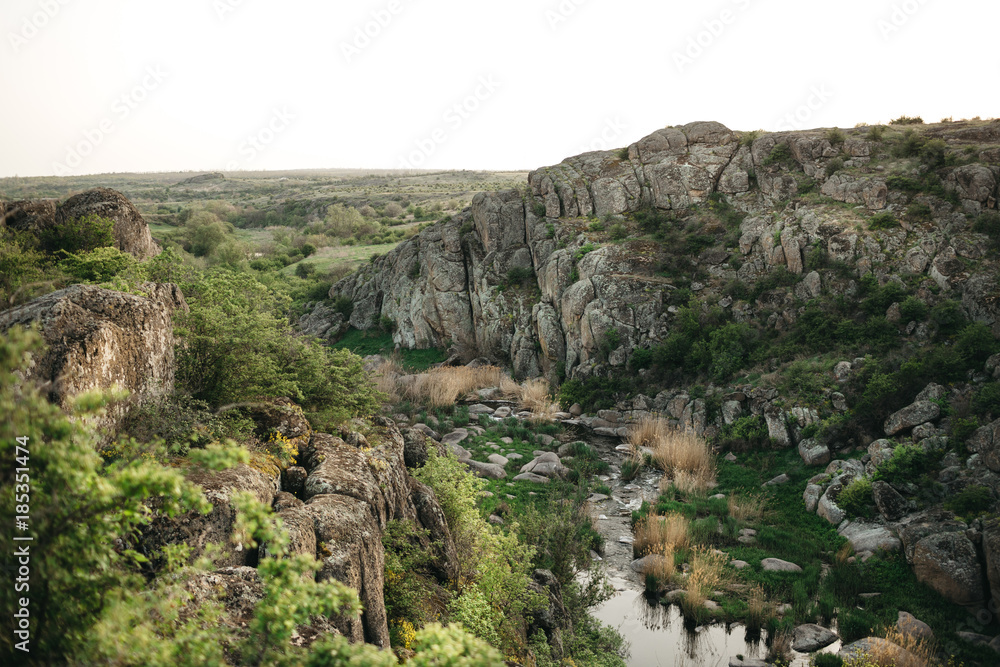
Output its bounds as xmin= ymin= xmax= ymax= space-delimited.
xmin=575 ymin=429 xmax=827 ymax=667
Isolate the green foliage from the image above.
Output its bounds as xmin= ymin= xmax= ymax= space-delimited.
xmin=868 ymin=212 xmax=898 ymax=230
xmin=890 ymin=115 xmax=924 ymax=125
xmin=824 ymin=158 xmax=844 ymax=177
xmin=838 ymin=478 xmax=874 ymax=519
xmin=588 ymin=220 xmax=606 ymax=232
xmin=944 ymin=485 xmax=993 ymax=521
xmin=175 ymin=269 xmax=381 ymax=424
xmin=899 ymin=296 xmax=928 ymax=322
xmin=332 ymin=294 xmax=354 ymax=319
xmin=812 ymin=654 xmax=844 ymax=667
xmin=905 ymin=201 xmax=933 ymax=221
xmin=825 ymin=127 xmax=846 ymax=145
xmin=557 ymin=376 xmax=629 ymax=412
xmin=872 ymin=444 xmax=932 ymax=485
xmin=763 ymin=143 xmax=795 ymax=167
xmin=39 ymin=214 xmax=115 ymax=254
xmin=574 ymin=243 xmax=598 ymax=261
xmin=0 ymin=227 xmax=52 ymax=305
xmin=930 ymin=299 xmax=967 ymax=336
xmin=955 ymin=322 xmax=999 ymax=365
xmin=973 ymin=382 xmax=1000 ymax=420
xmin=866 ymin=125 xmax=886 ymax=141
xmin=720 ymin=415 xmax=770 ymax=450
xmin=972 ymin=210 xmax=1000 ymax=254
xmin=504 ymin=266 xmax=535 ymax=288
xmin=407 ymin=623 xmax=505 ymax=666
xmin=532 ymin=201 xmax=547 ymax=217
xmin=739 ymin=129 xmax=762 ymax=147
xmin=608 ymin=223 xmax=628 ymax=241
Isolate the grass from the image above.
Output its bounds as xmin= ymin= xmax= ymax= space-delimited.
xmin=404 ymin=365 xmax=506 ymax=407
xmin=634 ymin=512 xmax=690 ymax=555
xmin=332 ymin=328 xmax=447 ymax=371
xmin=626 ymin=417 xmax=716 ymax=492
xmin=280 ymin=242 xmax=400 ymax=275
xmin=680 ymin=548 xmax=728 ymax=622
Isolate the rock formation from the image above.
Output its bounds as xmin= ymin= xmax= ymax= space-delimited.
xmin=326 ymin=120 xmax=1000 ymax=382
xmin=1 ymin=186 xmax=160 ymax=259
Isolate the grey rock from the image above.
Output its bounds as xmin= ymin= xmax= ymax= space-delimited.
xmin=761 ymin=558 xmax=802 ymax=573
xmin=839 ymin=521 xmax=901 ymax=553
xmin=897 ymin=611 xmax=934 ymax=642
xmin=884 ymin=401 xmax=941 ymax=436
xmin=764 ymin=473 xmax=791 ymax=486
xmin=798 ymin=438 xmax=831 ymax=466
xmin=513 ymin=472 xmax=550 ymax=484
xmin=803 ymin=484 xmax=823 ymax=513
xmin=913 ymin=531 xmax=984 ymax=606
xmin=487 ymin=454 xmax=509 ymax=467
xmin=792 ymin=623 xmax=839 ymax=652
xmin=872 ymin=481 xmax=907 ymax=521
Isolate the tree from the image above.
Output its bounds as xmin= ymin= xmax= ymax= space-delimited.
xmin=39 ymin=214 xmax=115 ymax=255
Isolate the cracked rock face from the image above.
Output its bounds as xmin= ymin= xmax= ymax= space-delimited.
xmin=323 ymin=120 xmax=1000 ymax=382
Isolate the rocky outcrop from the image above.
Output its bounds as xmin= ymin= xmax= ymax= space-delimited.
xmin=324 ymin=120 xmax=1000 ymax=381
xmin=2 ymin=187 xmax=160 ymax=260
xmin=0 ymin=283 xmax=186 ymax=419
xmin=912 ymin=531 xmax=985 ymax=606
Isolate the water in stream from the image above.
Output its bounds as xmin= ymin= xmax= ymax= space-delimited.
xmin=578 ymin=430 xmax=834 ymax=667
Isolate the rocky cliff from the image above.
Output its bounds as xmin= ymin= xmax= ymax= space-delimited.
xmin=327 ymin=120 xmax=1000 ymax=382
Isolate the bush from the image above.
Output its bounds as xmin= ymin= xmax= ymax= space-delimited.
xmin=898 ymin=296 xmax=928 ymax=322
xmin=763 ymin=143 xmax=795 ymax=167
xmin=944 ymin=485 xmax=993 ymax=520
xmin=505 ymin=266 xmax=535 ymax=288
xmin=825 ymin=127 xmax=846 ymax=145
xmin=332 ymin=295 xmax=354 ymax=319
xmin=890 ymin=115 xmax=924 ymax=125
xmin=609 ymin=223 xmax=628 ymax=241
xmin=40 ymin=214 xmax=115 ymax=255
xmin=973 ymin=382 xmax=1000 ymax=419
xmin=930 ymin=299 xmax=967 ymax=336
xmin=838 ymin=478 xmax=874 ymax=519
xmin=873 ymin=444 xmax=932 ymax=485
xmin=588 ymin=220 xmax=605 ymax=232
xmin=812 ymin=653 xmax=844 ymax=667
xmin=867 ymin=125 xmax=886 ymax=141
xmin=56 ymin=246 xmax=137 ymax=282
xmin=824 ymin=157 xmax=845 ymax=177
xmin=868 ymin=212 xmax=898 ymax=230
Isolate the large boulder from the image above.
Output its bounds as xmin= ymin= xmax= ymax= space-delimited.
xmin=55 ymin=187 xmax=160 ymax=259
xmin=2 ymin=188 xmax=159 ymax=260
xmin=912 ymin=532 xmax=985 ymax=606
xmin=884 ymin=401 xmax=941 ymax=436
xmin=0 ymin=283 xmax=186 ymax=426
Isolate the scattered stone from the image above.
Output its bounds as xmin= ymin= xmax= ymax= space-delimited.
xmin=590 ymin=550 xmax=602 ymax=561
xmin=897 ymin=611 xmax=934 ymax=642
xmin=501 ymin=437 xmax=514 ymax=445
xmin=513 ymin=472 xmax=549 ymax=484
xmin=839 ymin=521 xmax=901 ymax=553
xmin=832 ymin=392 xmax=849 ymax=411
xmin=764 ymin=473 xmax=791 ymax=486
xmin=913 ymin=531 xmax=985 ymax=605
xmin=462 ymin=459 xmax=506 ymax=480
xmin=493 ymin=407 xmax=512 ymax=419
xmin=488 ymin=514 xmax=504 ymax=525
xmin=569 ymin=403 xmax=583 ymax=416
xmin=840 ymin=638 xmax=918 ymax=665
xmin=728 ymin=658 xmax=767 ymax=667
xmin=487 ymin=454 xmax=509 ymax=467
xmin=798 ymin=439 xmax=831 ymax=466
xmin=884 ymin=401 xmax=941 ymax=436
xmin=803 ymin=484 xmax=823 ymax=513
xmin=630 ymin=554 xmax=669 ymax=573
xmin=553 ymin=412 xmax=572 ymax=420
xmin=468 ymin=404 xmax=494 ymax=415
xmin=449 ymin=444 xmax=472 ymax=460
xmin=710 ymin=493 xmax=726 ymax=500
xmin=538 ymin=434 xmax=555 ymax=447
xmin=441 ymin=429 xmax=470 ymax=446
xmin=730 ymin=560 xmax=750 ymax=570
xmin=762 ymin=558 xmax=803 ymax=573
xmin=618 ymin=535 xmax=634 ymax=545
xmin=506 ymin=453 xmax=524 ymax=461
xmin=956 ymin=631 xmax=993 ymax=647
xmin=588 ymin=493 xmax=609 ymax=503
xmin=412 ymin=423 xmax=441 ymax=441
xmin=725 ymin=452 xmax=738 ymax=463
xmin=792 ymin=623 xmax=839 ymax=652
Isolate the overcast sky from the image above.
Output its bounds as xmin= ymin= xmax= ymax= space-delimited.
xmin=1 ymin=0 xmax=997 ymax=178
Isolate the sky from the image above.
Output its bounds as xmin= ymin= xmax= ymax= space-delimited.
xmin=1 ymin=0 xmax=997 ymax=178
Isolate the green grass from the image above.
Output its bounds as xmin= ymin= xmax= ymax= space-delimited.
xmin=281 ymin=242 xmax=400 ymax=276
xmin=331 ymin=328 xmax=447 ymax=371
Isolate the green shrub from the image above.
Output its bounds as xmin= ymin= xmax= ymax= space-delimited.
xmin=589 ymin=221 xmax=606 ymax=232
xmin=294 ymin=262 xmax=316 ymax=278
xmin=763 ymin=143 xmax=795 ymax=167
xmin=609 ymin=223 xmax=628 ymax=241
xmin=408 ymin=261 xmax=421 ymax=280
xmin=740 ymin=129 xmax=763 ymax=147
xmin=300 ymin=242 xmax=316 ymax=256
xmin=58 ymin=246 xmax=137 ymax=282
xmin=505 ymin=266 xmax=535 ymax=288
xmin=838 ymin=478 xmax=874 ymax=519
xmin=812 ymin=652 xmax=844 ymax=667
xmin=890 ymin=115 xmax=924 ymax=125
xmin=956 ymin=322 xmax=999 ymax=365
xmin=868 ymin=212 xmax=898 ymax=230
xmin=944 ymin=485 xmax=993 ymax=520
xmin=574 ymin=243 xmax=598 ymax=261
xmin=824 ymin=157 xmax=845 ymax=177
xmin=873 ymin=444 xmax=932 ymax=485
xmin=867 ymin=125 xmax=886 ymax=141
xmin=332 ymin=295 xmax=354 ymax=319
xmin=930 ymin=299 xmax=967 ymax=336
xmin=905 ymin=201 xmax=933 ymax=221
xmin=40 ymin=214 xmax=115 ymax=255
xmin=899 ymin=296 xmax=928 ymax=322
xmin=973 ymin=383 xmax=1000 ymax=419
xmin=532 ymin=201 xmax=547 ymax=217
xmin=825 ymin=128 xmax=846 ymax=145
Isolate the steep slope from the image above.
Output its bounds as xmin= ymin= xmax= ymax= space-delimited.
xmin=328 ymin=120 xmax=1000 ymax=381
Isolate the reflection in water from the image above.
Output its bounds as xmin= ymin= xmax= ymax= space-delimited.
xmin=592 ymin=579 xmax=769 ymax=667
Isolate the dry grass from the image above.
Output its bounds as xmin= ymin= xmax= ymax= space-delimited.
xmin=633 ymin=422 xmax=716 ymax=494
xmin=518 ymin=378 xmax=557 ymax=423
xmin=642 ymin=545 xmax=676 ymax=583
xmin=680 ymin=548 xmax=727 ymax=619
xmin=847 ymin=626 xmax=937 ymax=667
xmin=499 ymin=374 xmax=521 ymax=399
xmin=406 ymin=365 xmax=505 ymax=407
xmin=766 ymin=630 xmax=792 ymax=664
xmin=728 ymin=493 xmax=766 ymax=523
xmin=373 ymin=355 xmax=405 ymax=403
xmin=634 ymin=512 xmax=690 ymax=555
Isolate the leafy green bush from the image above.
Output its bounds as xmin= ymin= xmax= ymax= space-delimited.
xmin=905 ymin=201 xmax=933 ymax=221
xmin=890 ymin=115 xmax=924 ymax=125
xmin=873 ymin=444 xmax=932 ymax=485
xmin=505 ymin=266 xmax=535 ymax=288
xmin=867 ymin=125 xmax=886 ymax=141
xmin=40 ymin=214 xmax=115 ymax=255
xmin=574 ymin=243 xmax=598 ymax=261
xmin=812 ymin=652 xmax=844 ymax=667
xmin=332 ymin=295 xmax=354 ymax=319
xmin=930 ymin=299 xmax=967 ymax=336
xmin=763 ymin=143 xmax=795 ymax=167
xmin=944 ymin=485 xmax=993 ymax=520
xmin=609 ymin=223 xmax=628 ymax=241
xmin=588 ymin=221 xmax=606 ymax=232
xmin=825 ymin=127 xmax=846 ymax=145
xmin=838 ymin=478 xmax=874 ymax=519
xmin=868 ymin=212 xmax=898 ymax=230
xmin=973 ymin=382 xmax=1000 ymax=420
xmin=899 ymin=296 xmax=928 ymax=322
xmin=824 ymin=157 xmax=845 ymax=177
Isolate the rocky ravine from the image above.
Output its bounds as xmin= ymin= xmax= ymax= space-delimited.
xmin=320 ymin=120 xmax=1000 ymax=383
